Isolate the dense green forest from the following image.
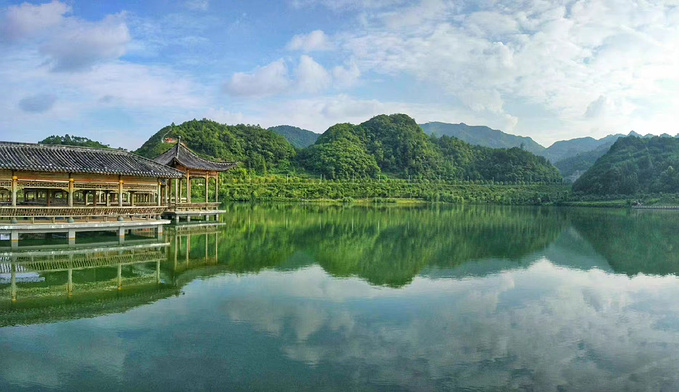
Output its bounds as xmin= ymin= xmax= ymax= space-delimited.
xmin=573 ymin=136 xmax=679 ymax=195
xmin=268 ymin=125 xmax=319 ymax=148
xmin=135 ymin=119 xmax=296 ymax=174
xmin=39 ymin=134 xmax=110 ymax=148
xmin=136 ymin=114 xmax=562 ymax=184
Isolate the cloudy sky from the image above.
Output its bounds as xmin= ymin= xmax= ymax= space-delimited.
xmin=1 ymin=0 xmax=679 ymax=149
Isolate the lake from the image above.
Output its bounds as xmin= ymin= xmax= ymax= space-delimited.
xmin=1 ymin=204 xmax=678 ymax=391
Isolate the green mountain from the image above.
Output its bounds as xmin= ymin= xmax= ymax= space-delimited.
xmin=420 ymin=122 xmax=545 ymax=155
xmin=135 ymin=115 xmax=560 ymax=183
xmin=553 ymin=142 xmax=617 ymax=182
xmin=268 ymin=125 xmax=319 ymax=149
xmin=135 ymin=119 xmax=296 ymax=174
xmin=300 ymin=114 xmax=561 ymax=182
xmin=573 ymin=136 xmax=679 ymax=195
xmin=541 ymin=134 xmax=623 ymax=163
xmin=39 ymin=134 xmax=110 ymax=149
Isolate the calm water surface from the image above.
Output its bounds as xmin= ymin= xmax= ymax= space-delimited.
xmin=1 ymin=204 xmax=679 ymax=391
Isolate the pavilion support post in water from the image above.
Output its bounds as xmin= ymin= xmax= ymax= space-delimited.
xmin=117 ymin=264 xmax=122 ymax=290
xmin=67 ymin=267 xmax=73 ymax=297
xmin=11 ymin=263 xmax=16 ymax=302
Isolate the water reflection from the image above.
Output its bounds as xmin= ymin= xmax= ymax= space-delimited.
xmin=1 ymin=205 xmax=679 ymax=390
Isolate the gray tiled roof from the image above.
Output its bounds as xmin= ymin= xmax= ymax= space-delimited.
xmin=0 ymin=142 xmax=184 ymax=178
xmin=154 ymin=143 xmax=237 ymax=172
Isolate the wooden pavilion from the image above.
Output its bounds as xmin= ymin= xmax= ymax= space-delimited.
xmin=154 ymin=141 xmax=237 ymax=222
xmin=0 ymin=142 xmax=183 ymax=214
xmin=0 ymin=142 xmax=185 ymax=248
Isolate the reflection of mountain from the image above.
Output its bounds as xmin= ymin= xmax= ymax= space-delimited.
xmin=569 ymin=208 xmax=679 ymax=276
xmin=218 ymin=204 xmax=568 ymax=287
xmin=420 ymin=226 xmax=613 ymax=279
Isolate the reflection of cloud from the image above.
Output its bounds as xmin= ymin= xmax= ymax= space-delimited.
xmin=220 ymin=261 xmax=679 ymax=390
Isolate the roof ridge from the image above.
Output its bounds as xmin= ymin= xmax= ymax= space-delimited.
xmin=0 ymin=141 xmax=129 ymax=155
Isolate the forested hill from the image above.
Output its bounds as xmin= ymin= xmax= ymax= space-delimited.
xmin=299 ymin=114 xmax=561 ymax=182
xmin=268 ymin=125 xmax=318 ymax=148
xmin=135 ymin=115 xmax=561 ymax=183
xmin=135 ymin=119 xmax=296 ymax=173
xmin=39 ymin=134 xmax=110 ymax=149
xmin=420 ymin=122 xmax=545 ymax=155
xmin=573 ymin=136 xmax=679 ymax=195
xmin=542 ymin=134 xmax=623 ymax=163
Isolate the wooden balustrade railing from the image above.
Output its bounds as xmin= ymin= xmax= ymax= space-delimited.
xmin=0 ymin=206 xmax=167 ymax=219
xmin=168 ymin=202 xmax=222 ymax=211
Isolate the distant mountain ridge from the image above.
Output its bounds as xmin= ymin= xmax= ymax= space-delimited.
xmin=419 ymin=122 xmax=545 ymax=155
xmin=268 ymin=125 xmax=318 ymax=148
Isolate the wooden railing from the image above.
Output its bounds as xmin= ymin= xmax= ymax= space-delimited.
xmin=168 ymin=202 xmax=222 ymax=211
xmin=0 ymin=206 xmax=167 ymax=219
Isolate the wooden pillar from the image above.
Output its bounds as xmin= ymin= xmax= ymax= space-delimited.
xmin=215 ymin=174 xmax=219 ymax=203
xmin=186 ymin=172 xmax=191 ymax=204
xmin=178 ymin=178 xmax=183 ymax=204
xmin=46 ymin=189 xmax=51 ymax=207
xmin=106 ymin=191 xmax=111 ymax=207
xmin=118 ymin=179 xmax=124 ymax=207
xmin=173 ymin=178 xmax=181 ymax=205
xmin=205 ymin=175 xmax=209 ymax=203
xmin=130 ymin=192 xmax=135 ymax=207
xmin=157 ymin=180 xmax=162 ymax=207
xmin=68 ymin=178 xmax=74 ymax=207
xmin=10 ymin=175 xmax=17 ymax=207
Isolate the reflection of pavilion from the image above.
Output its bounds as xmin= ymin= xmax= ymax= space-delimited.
xmin=167 ymin=223 xmax=222 ymax=284
xmin=0 ymin=224 xmax=226 ymax=327
xmin=0 ymin=241 xmax=169 ymax=303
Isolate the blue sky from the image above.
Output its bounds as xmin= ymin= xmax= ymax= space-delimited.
xmin=1 ymin=0 xmax=679 ymax=149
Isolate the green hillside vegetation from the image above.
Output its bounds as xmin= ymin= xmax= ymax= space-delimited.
xmin=420 ymin=122 xmax=545 ymax=155
xmin=39 ymin=134 xmax=110 ymax=149
xmin=299 ymin=114 xmax=561 ymax=182
xmin=135 ymin=115 xmax=562 ymax=203
xmin=135 ymin=119 xmax=296 ymax=174
xmin=573 ymin=136 xmax=679 ymax=195
xmin=554 ymin=143 xmax=615 ymax=182
xmin=268 ymin=125 xmax=319 ymax=148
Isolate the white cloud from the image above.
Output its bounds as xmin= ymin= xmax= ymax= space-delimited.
xmin=0 ymin=1 xmax=130 ymax=73
xmin=286 ymin=30 xmax=333 ymax=52
xmin=224 ymin=56 xmax=343 ymax=97
xmin=41 ymin=13 xmax=130 ymax=72
xmin=185 ymin=0 xmax=210 ymax=11
xmin=332 ymin=62 xmax=360 ymax=89
xmin=0 ymin=0 xmax=70 ymax=42
xmin=223 ymin=59 xmax=291 ymax=97
xmin=295 ymin=55 xmax=332 ymax=93
xmin=312 ymin=0 xmax=679 ymax=142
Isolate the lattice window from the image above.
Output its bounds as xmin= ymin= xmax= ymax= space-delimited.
xmin=74 ymin=183 xmax=119 ymax=191
xmin=17 ymin=181 xmax=68 ymax=189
